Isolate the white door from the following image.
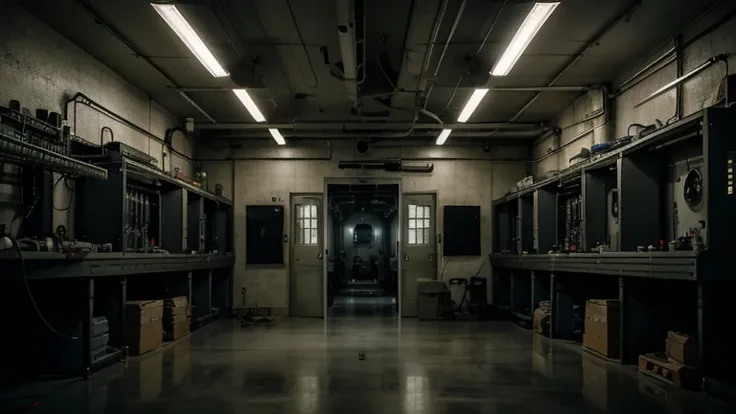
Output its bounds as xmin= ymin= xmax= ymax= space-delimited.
xmin=401 ymin=193 xmax=437 ymax=317
xmin=290 ymin=195 xmax=324 ymax=317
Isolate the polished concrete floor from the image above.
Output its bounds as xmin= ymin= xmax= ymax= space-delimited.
xmin=3 ymin=318 xmax=729 ymax=413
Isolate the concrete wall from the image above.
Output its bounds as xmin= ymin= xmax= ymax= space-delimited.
xmin=199 ymin=141 xmax=528 ymax=311
xmin=0 ymin=2 xmax=194 ymax=236
xmin=534 ymin=3 xmax=736 ymax=176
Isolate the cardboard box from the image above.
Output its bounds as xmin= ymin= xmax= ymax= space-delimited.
xmin=666 ymin=331 xmax=698 ymax=366
xmin=583 ymin=299 xmax=620 ymax=358
xmin=533 ymin=308 xmax=551 ymax=335
xmin=164 ymin=321 xmax=190 ymax=342
xmin=126 ymin=300 xmax=163 ymax=355
xmin=638 ymin=353 xmax=700 ymax=389
xmin=163 ymin=296 xmax=190 ymax=342
xmin=165 ymin=296 xmax=188 ymax=309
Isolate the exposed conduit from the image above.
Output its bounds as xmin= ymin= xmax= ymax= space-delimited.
xmin=488 ymin=0 xmax=643 ymax=137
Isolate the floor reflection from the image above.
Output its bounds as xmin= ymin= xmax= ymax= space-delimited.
xmin=2 ymin=318 xmax=730 ymax=414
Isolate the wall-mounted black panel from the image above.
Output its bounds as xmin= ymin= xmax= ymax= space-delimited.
xmin=444 ymin=205 xmax=480 ymax=256
xmin=246 ymin=205 xmax=284 ymax=264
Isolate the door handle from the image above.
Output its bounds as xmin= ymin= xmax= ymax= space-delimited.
xmin=318 ymin=253 xmax=323 ymax=259
xmin=404 ymin=254 xmax=409 ymax=261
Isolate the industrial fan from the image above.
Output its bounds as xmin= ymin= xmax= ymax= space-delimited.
xmin=683 ymin=168 xmax=704 ymax=210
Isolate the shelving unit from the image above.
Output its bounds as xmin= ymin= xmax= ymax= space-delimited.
xmin=491 ymin=106 xmax=736 ymax=395
xmin=1 ymin=134 xmax=234 ymax=379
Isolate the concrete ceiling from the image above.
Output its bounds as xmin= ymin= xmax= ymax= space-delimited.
xmin=22 ymin=0 xmax=721 ymax=142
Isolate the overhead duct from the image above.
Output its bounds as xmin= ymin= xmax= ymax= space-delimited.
xmin=336 ymin=0 xmax=361 ymax=110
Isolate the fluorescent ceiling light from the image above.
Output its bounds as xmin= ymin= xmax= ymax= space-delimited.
xmin=232 ymin=89 xmax=266 ymax=122
xmin=457 ymin=89 xmax=489 ymax=123
xmin=269 ymin=128 xmax=286 ymax=145
xmin=151 ymin=3 xmax=229 ymax=78
xmin=436 ymin=129 xmax=452 ymax=145
xmin=490 ymin=2 xmax=560 ymax=77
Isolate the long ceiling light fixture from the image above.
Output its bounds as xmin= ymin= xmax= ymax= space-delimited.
xmin=269 ymin=128 xmax=287 ymax=146
xmin=151 ymin=3 xmax=229 ymax=78
xmin=436 ymin=88 xmax=490 ymax=145
xmin=232 ymin=89 xmax=266 ymax=123
xmin=435 ymin=129 xmax=452 ymax=146
xmin=457 ymin=88 xmax=490 ymax=123
xmin=490 ymin=2 xmax=560 ymax=77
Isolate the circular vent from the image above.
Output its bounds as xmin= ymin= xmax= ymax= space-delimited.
xmin=355 ymin=139 xmax=371 ymax=156
xmin=684 ymin=168 xmax=704 ymax=210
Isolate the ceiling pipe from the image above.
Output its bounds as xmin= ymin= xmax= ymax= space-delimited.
xmin=490 ymin=86 xmax=590 ymax=92
xmin=491 ymin=0 xmax=643 ymax=134
xmin=415 ymin=0 xmax=449 ymax=105
xmin=73 ymin=0 xmax=215 ymax=123
xmin=424 ymin=0 xmax=468 ymax=106
xmin=195 ymin=121 xmax=544 ymax=130
xmin=199 ymin=131 xmax=544 ymax=139
xmin=337 ymin=0 xmax=360 ymax=109
xmin=438 ymin=0 xmax=507 ymax=116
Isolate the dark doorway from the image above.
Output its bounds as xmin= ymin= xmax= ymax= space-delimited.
xmin=326 ymin=184 xmax=399 ymax=318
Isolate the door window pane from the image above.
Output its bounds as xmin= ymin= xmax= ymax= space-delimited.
xmin=296 ymin=204 xmax=319 ymax=245
xmin=407 ymin=204 xmax=431 ymax=245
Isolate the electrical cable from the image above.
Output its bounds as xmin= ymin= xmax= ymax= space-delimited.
xmin=52 ymin=175 xmax=75 ymax=212
xmin=7 ymin=235 xmax=80 ymax=341
xmin=285 ymin=0 xmax=319 ymax=88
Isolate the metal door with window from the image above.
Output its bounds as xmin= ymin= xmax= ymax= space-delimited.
xmin=290 ymin=195 xmax=324 ymax=317
xmin=401 ymin=193 xmax=437 ymax=317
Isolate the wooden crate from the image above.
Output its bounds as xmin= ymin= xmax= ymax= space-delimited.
xmin=638 ymin=353 xmax=701 ymax=390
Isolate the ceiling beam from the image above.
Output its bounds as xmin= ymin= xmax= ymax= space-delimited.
xmin=195 ymin=121 xmax=546 ymax=131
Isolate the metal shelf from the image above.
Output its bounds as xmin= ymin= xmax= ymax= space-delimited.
xmin=493 ymin=111 xmax=704 ymax=205
xmin=124 ymin=158 xmax=232 ymax=206
xmin=0 ymin=252 xmax=235 ymax=280
xmin=0 ymin=129 xmax=108 ymax=180
xmin=490 ymin=252 xmax=698 ymax=281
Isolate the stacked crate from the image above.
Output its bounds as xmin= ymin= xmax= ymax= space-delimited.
xmin=91 ymin=316 xmax=110 ymax=361
xmin=638 ymin=331 xmax=700 ymax=389
xmin=164 ymin=297 xmax=191 ymax=342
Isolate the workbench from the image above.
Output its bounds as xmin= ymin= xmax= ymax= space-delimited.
xmin=491 ymin=106 xmax=736 ymax=397
xmin=0 ymin=252 xmax=234 ymax=378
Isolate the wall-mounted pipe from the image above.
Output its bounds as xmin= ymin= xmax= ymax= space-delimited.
xmin=634 ymin=54 xmax=729 ymax=108
xmin=615 ymin=47 xmax=676 ymax=95
xmin=64 ymin=93 xmax=194 ymax=162
xmin=534 ymin=121 xmax=607 ymax=164
xmin=500 ymin=0 xmax=642 ymax=128
xmin=73 ymin=0 xmax=213 ymax=123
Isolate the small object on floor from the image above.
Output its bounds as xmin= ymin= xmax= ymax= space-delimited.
xmin=455 ymin=312 xmax=478 ymax=321
xmin=358 ymin=352 xmax=365 ymax=360
xmin=638 ymin=353 xmax=701 ymax=390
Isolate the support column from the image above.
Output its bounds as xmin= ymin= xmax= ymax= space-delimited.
xmin=83 ymin=278 xmax=94 ymax=378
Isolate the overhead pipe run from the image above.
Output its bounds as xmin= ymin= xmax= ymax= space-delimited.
xmin=336 ymin=0 xmax=360 ymax=108
xmin=489 ymin=0 xmax=643 ymax=136
xmin=74 ymin=0 xmax=214 ymax=123
xmin=195 ymin=121 xmax=545 ymax=131
xmin=490 ymin=86 xmax=591 ymax=92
